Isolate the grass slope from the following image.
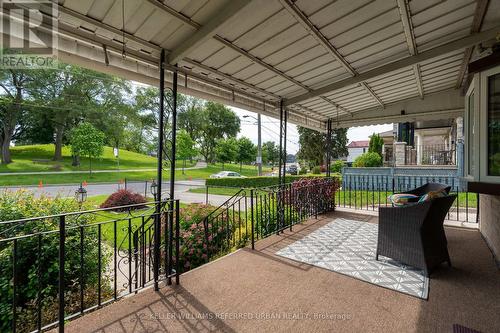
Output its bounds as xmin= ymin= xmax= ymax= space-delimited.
xmin=0 ymin=144 xmax=196 ymax=173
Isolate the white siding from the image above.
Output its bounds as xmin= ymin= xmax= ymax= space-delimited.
xmin=347 ymin=147 xmax=367 ymax=163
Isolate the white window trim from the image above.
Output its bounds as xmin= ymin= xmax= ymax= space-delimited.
xmin=465 ymin=74 xmax=480 ymax=180
xmin=479 ymin=65 xmax=500 ymax=183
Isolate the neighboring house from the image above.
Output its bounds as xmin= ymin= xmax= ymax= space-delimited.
xmin=347 ymin=140 xmax=369 ymax=163
xmin=394 ymin=119 xmax=459 ymax=166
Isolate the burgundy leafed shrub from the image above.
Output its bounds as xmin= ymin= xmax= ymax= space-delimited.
xmin=100 ymin=189 xmax=147 ymax=211
xmin=285 ymin=177 xmax=340 ymax=212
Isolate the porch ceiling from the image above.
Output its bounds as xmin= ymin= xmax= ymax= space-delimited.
xmin=16 ymin=0 xmax=500 ymax=131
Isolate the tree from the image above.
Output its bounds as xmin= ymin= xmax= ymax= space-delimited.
xmin=236 ymin=137 xmax=256 ymax=171
xmin=178 ymin=97 xmax=204 ymax=142
xmin=70 ymin=122 xmax=105 ymax=174
xmin=330 ymin=127 xmax=349 ymax=159
xmin=262 ymin=141 xmax=279 ymax=165
xmin=122 ymin=112 xmax=156 ymax=154
xmin=176 ymin=130 xmax=198 ymax=174
xmin=0 ymin=69 xmax=36 ymax=164
xmin=215 ymin=138 xmax=238 ymax=170
xmin=297 ymin=126 xmax=348 ymax=168
xmin=198 ymin=102 xmax=240 ymax=162
xmin=29 ymin=64 xmax=122 ymax=161
xmin=133 ymin=86 xmax=192 ymax=166
xmin=368 ymin=133 xmax=384 ymax=157
xmin=87 ymin=78 xmax=132 ymax=150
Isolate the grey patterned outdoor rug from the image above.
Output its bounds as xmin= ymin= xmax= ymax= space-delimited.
xmin=276 ymin=218 xmax=429 ymax=299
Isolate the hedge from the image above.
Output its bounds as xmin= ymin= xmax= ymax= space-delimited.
xmin=205 ymin=175 xmax=325 ymax=188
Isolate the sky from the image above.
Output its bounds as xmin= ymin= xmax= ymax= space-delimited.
xmin=231 ymin=106 xmax=393 ymax=154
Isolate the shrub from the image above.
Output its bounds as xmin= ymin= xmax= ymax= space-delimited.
xmin=100 ymin=189 xmax=147 ymax=211
xmin=253 ymin=178 xmax=340 ymax=236
xmin=298 ymin=167 xmax=307 ymax=175
xmin=353 ymin=152 xmax=382 ymax=167
xmin=177 ymin=204 xmax=233 ymax=271
xmin=285 ymin=177 xmax=340 ymax=213
xmin=0 ymin=191 xmax=109 ymax=332
xmin=312 ymin=166 xmax=321 ymax=174
xmin=205 ymin=175 xmax=323 ymax=188
xmin=255 ymin=200 xmax=296 ymax=236
xmin=331 ymin=160 xmax=345 ymax=173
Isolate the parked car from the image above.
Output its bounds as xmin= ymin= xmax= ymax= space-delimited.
xmin=286 ymin=165 xmax=298 ymax=175
xmin=209 ymin=171 xmax=246 ymax=179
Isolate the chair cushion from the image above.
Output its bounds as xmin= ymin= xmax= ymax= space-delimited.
xmin=388 ymin=193 xmax=419 ymax=206
xmin=418 ymin=189 xmax=448 ymax=203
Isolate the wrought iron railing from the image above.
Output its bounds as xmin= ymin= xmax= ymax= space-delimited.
xmin=0 ymin=200 xmax=180 ymax=333
xmin=405 ymin=144 xmax=456 ymax=165
xmin=2 ymin=174 xmax=474 ymax=332
xmin=337 ymin=174 xmax=477 ymax=223
xmin=200 ymin=178 xmax=339 ymax=262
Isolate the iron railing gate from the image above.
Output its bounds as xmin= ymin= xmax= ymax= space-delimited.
xmin=0 ymin=199 xmax=180 ymax=333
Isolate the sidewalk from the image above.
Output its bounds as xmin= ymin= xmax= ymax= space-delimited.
xmin=0 ymin=161 xmax=208 ymax=176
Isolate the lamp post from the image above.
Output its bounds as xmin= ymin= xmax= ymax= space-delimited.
xmin=243 ymin=114 xmax=262 ymax=176
xmin=150 ymin=179 xmax=158 ymax=201
xmin=75 ymin=183 xmax=87 ymax=208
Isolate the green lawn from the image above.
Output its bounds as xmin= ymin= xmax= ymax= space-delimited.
xmin=335 ymin=190 xmax=478 ymax=208
xmin=85 ymin=195 xmax=191 ymax=248
xmin=0 ymin=162 xmax=267 ymax=186
xmin=0 ymin=144 xmax=196 ymax=173
xmin=190 ymin=186 xmax=479 ymax=209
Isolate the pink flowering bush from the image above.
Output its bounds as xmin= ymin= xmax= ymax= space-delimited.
xmin=177 ymin=204 xmax=232 ymax=272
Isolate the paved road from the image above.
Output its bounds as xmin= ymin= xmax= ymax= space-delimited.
xmin=0 ymin=178 xmax=232 ymax=206
xmin=0 ymin=161 xmax=208 ymax=176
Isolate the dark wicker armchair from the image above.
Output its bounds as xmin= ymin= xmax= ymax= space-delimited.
xmin=376 ymin=193 xmax=457 ymax=276
xmin=397 ymin=182 xmax=452 ymax=197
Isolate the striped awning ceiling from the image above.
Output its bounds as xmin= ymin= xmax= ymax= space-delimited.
xmin=7 ymin=0 xmax=500 ymax=131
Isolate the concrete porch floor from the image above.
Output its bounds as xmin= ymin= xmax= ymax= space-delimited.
xmin=62 ymin=211 xmax=500 ymax=333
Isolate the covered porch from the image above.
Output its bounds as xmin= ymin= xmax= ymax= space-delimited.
xmin=61 ymin=210 xmax=500 ymax=333
xmin=2 ymin=0 xmax=500 ymax=332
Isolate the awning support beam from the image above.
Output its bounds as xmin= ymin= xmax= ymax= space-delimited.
xmin=284 ymin=26 xmax=500 ymax=106
xmin=154 ymin=49 xmax=166 ymax=291
xmin=455 ymin=0 xmax=490 ymax=88
xmin=396 ymin=0 xmax=424 ymax=98
xmin=277 ymin=99 xmax=287 ymax=234
xmin=326 ymin=119 xmax=332 ymax=178
xmin=279 ymin=0 xmax=383 ymax=107
xmin=167 ymin=66 xmax=178 ymax=286
xmin=167 ymin=0 xmax=251 ymax=64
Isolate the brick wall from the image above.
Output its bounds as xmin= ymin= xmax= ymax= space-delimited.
xmin=479 ymin=194 xmax=500 ymax=267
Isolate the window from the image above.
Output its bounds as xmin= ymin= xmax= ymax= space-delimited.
xmin=487 ymin=73 xmax=500 ymax=176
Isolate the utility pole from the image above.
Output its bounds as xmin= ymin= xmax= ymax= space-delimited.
xmin=243 ymin=114 xmax=263 ymax=176
xmin=257 ymin=113 xmax=262 ymax=176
